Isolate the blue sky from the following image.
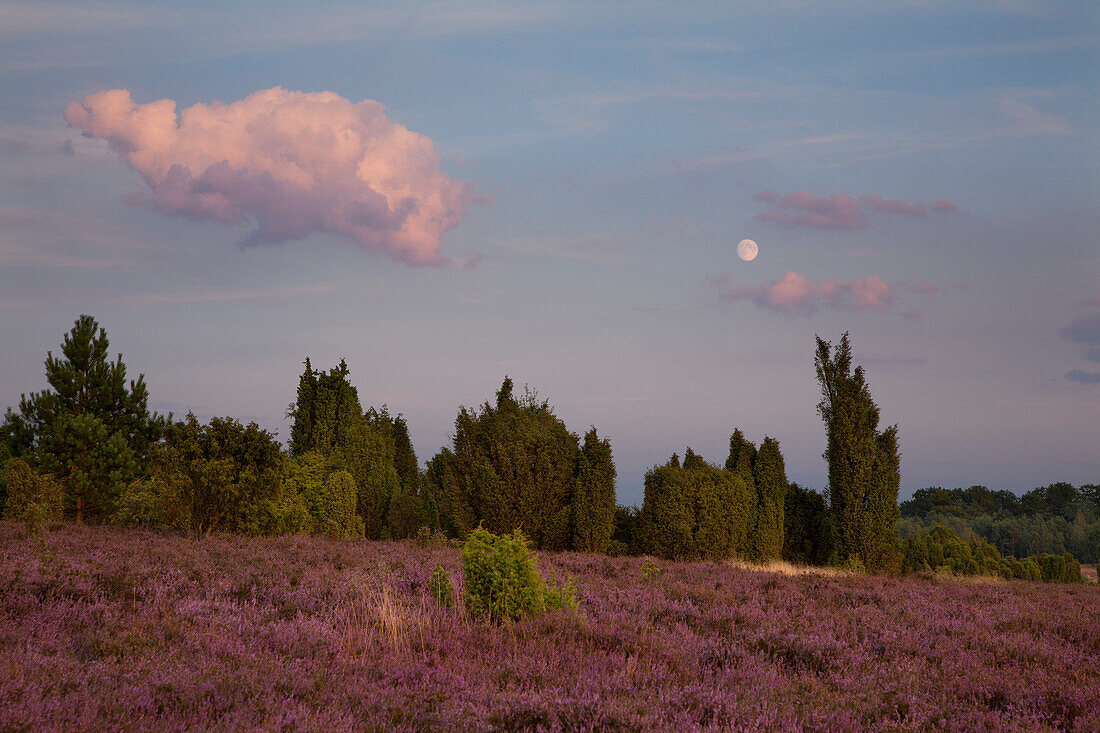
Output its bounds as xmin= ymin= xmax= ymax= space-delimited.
xmin=1 ymin=1 xmax=1097 ymax=505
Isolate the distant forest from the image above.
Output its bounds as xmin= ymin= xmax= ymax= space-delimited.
xmin=1 ymin=315 xmax=1089 ymax=584
xmin=900 ymin=483 xmax=1100 ymax=564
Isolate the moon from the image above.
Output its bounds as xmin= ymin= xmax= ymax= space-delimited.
xmin=737 ymin=238 xmax=758 ymax=262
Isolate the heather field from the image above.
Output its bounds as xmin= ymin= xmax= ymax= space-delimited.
xmin=2 ymin=524 xmax=1098 ymax=732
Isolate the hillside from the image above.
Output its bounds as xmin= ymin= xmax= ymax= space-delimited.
xmin=2 ymin=523 xmax=1097 ymax=730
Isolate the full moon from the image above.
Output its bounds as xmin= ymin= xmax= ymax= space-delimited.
xmin=737 ymin=238 xmax=759 ymax=262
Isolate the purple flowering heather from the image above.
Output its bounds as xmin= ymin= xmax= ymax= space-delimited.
xmin=1 ymin=522 xmax=1097 ymax=731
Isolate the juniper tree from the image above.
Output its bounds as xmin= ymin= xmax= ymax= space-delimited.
xmin=1 ymin=315 xmax=167 ymax=521
xmin=287 ymin=358 xmax=362 ymax=455
xmin=571 ymin=428 xmax=617 ymax=553
xmin=725 ymin=429 xmax=757 ymax=488
xmin=752 ymin=437 xmax=788 ymax=561
xmin=814 ymin=333 xmax=900 ymax=571
xmin=635 ymin=448 xmax=754 ymax=561
xmin=434 ymin=378 xmax=581 ymax=548
xmin=782 ymin=483 xmax=833 ymax=566
xmin=724 ymin=428 xmax=760 ymax=557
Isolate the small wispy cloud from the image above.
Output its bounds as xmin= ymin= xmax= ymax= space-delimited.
xmin=1062 ymin=312 xmax=1100 ymax=364
xmin=119 ymin=284 xmax=335 ymax=305
xmin=863 ymin=356 xmax=927 ymax=367
xmin=898 ymin=34 xmax=1096 ymax=61
xmin=1065 ymin=369 xmax=1100 ymax=385
xmin=1 ymin=206 xmax=151 ymax=251
xmin=752 ymin=190 xmax=958 ymax=230
xmin=995 ymin=89 xmax=1074 ymax=137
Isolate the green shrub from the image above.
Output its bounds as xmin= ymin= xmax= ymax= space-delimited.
xmin=415 ymin=526 xmax=448 ymax=549
xmin=1035 ymin=552 xmax=1082 ymax=583
xmin=461 ymin=527 xmax=548 ymax=623
xmin=640 ymin=555 xmax=661 ymax=580
xmin=4 ymin=459 xmax=63 ymax=526
xmin=428 ymin=565 xmax=455 ymax=608
xmin=606 ymin=539 xmax=630 ymax=557
xmin=112 ymin=472 xmax=192 ymax=533
xmin=544 ymin=569 xmax=578 ymax=612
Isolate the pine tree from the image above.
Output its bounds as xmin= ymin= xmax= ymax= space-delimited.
xmin=815 ymin=333 xmax=900 ymax=571
xmin=1 ymin=315 xmax=167 ymax=521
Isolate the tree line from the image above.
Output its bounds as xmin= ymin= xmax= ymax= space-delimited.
xmin=898 ymin=482 xmax=1100 ymax=565
xmin=0 ymin=316 xmax=1088 ymax=584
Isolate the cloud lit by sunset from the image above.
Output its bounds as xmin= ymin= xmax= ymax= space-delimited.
xmin=65 ymin=88 xmax=471 ymax=264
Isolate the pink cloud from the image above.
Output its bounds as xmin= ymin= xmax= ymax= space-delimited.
xmin=859 ymin=194 xmax=927 ymax=217
xmin=65 ymin=88 xmax=472 ymax=265
xmin=721 ymin=271 xmax=898 ymax=316
xmin=753 ymin=191 xmax=866 ymax=230
xmin=752 ymin=190 xmax=958 ymax=230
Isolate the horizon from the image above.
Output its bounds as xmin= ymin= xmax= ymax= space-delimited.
xmin=1 ymin=1 xmax=1097 ymax=506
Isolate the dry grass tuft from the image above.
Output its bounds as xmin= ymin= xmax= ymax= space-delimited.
xmin=334 ymin=581 xmax=430 ymax=655
xmin=726 ymin=558 xmax=853 ymax=578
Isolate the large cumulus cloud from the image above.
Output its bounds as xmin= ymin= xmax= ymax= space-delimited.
xmin=65 ymin=88 xmax=472 ymax=264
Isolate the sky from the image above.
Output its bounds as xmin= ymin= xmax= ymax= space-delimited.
xmin=1 ymin=1 xmax=1097 ymax=506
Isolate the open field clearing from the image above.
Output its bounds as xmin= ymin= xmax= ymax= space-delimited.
xmin=1 ymin=523 xmax=1097 ymax=731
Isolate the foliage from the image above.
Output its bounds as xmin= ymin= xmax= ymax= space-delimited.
xmin=162 ymin=414 xmax=285 ymax=535
xmin=543 ymin=569 xmax=578 ymax=612
xmin=432 ymin=378 xmax=614 ymax=551
xmin=782 ymin=483 xmax=834 ymax=566
xmin=338 ymin=417 xmax=398 ymax=540
xmin=640 ymin=555 xmax=661 ymax=580
xmin=814 ymin=333 xmax=899 ymax=572
xmin=571 ymin=429 xmax=617 ymax=553
xmin=0 ymin=442 xmax=9 ymax=516
xmin=461 ymin=526 xmax=549 ymax=623
xmin=111 ymin=461 xmax=193 ymax=534
xmin=287 ymin=359 xmax=424 ymax=539
xmin=900 ymin=524 xmax=1082 ymax=583
xmin=635 ymin=450 xmax=755 ymax=561
xmin=287 ymin=358 xmax=362 ymax=456
xmin=427 ymin=564 xmax=455 ymax=608
xmin=901 ymin=482 xmax=1100 ymax=564
xmin=725 ymin=429 xmax=756 ymax=488
xmin=388 ymin=413 xmax=420 ymax=496
xmin=3 ymin=458 xmax=63 ymax=527
xmin=752 ymin=437 xmax=788 ymax=561
xmin=610 ymin=504 xmax=638 ymax=555
xmin=1 ymin=315 xmax=168 ymax=521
